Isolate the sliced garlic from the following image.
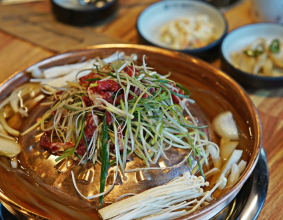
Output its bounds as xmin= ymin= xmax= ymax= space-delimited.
xmin=227 ymin=163 xmax=240 ymax=186
xmin=238 ymin=160 xmax=247 ymax=175
xmin=215 ymin=149 xmax=242 ymax=184
xmin=220 ymin=141 xmax=239 ymax=161
xmin=0 ymin=136 xmax=21 ymax=158
xmin=31 ymin=66 xmax=44 ymax=78
xmin=212 ymin=111 xmax=239 ymax=140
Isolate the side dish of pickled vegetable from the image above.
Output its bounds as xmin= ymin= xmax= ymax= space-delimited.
xmin=230 ymin=38 xmax=283 ymax=76
xmin=0 ymin=52 xmax=247 ymax=220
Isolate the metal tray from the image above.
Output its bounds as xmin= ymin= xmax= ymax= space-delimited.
xmin=0 ymin=148 xmax=268 ymax=220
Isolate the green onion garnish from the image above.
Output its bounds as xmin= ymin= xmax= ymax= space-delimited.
xmin=269 ymin=39 xmax=280 ymax=53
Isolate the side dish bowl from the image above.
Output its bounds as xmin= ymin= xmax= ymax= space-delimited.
xmin=221 ymin=23 xmax=283 ymax=89
xmin=137 ymin=0 xmax=228 ymax=60
xmin=0 ymin=44 xmax=261 ymax=220
xmin=51 ymin=0 xmax=119 ymax=25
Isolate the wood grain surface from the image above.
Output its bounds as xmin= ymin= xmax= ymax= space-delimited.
xmin=0 ymin=0 xmax=281 ymax=219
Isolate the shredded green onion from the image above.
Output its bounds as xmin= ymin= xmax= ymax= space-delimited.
xmin=22 ymin=53 xmax=219 ymax=206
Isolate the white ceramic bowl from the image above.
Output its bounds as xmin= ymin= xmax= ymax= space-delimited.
xmin=221 ymin=23 xmax=283 ymax=88
xmin=137 ymin=0 xmax=227 ymax=60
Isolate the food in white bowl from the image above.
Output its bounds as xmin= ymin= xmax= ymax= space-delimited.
xmin=160 ymin=15 xmax=216 ymax=50
xmin=0 ymin=51 xmax=249 ymax=220
xmin=230 ymin=38 xmax=283 ymax=76
xmin=137 ymin=0 xmax=227 ymax=59
xmin=221 ymin=23 xmax=283 ymax=88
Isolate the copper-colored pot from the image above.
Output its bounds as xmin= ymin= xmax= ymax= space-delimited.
xmin=0 ymin=44 xmax=262 ymax=220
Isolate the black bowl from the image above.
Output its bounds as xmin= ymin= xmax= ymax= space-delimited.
xmin=221 ymin=23 xmax=283 ymax=89
xmin=136 ymin=0 xmax=228 ymax=60
xmin=51 ymin=0 xmax=118 ymax=26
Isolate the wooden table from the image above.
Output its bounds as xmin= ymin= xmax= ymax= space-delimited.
xmin=0 ymin=0 xmax=280 ymax=219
